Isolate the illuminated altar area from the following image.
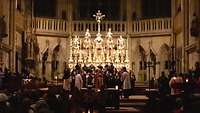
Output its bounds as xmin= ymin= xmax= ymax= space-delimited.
xmin=69 ymin=10 xmax=129 ymax=69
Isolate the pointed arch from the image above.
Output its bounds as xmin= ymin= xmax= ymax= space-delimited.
xmin=159 ymin=43 xmax=170 ymax=55
xmin=137 ymin=45 xmax=147 ymax=81
xmin=133 ymin=45 xmax=148 ymax=82
xmin=51 ymin=43 xmax=61 ymax=79
xmin=159 ymin=43 xmax=170 ymax=74
xmin=150 ymin=49 xmax=156 ymax=62
xmin=139 ymin=45 xmax=147 ymax=61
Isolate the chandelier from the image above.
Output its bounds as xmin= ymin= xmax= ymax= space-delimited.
xmin=69 ymin=10 xmax=129 ymax=69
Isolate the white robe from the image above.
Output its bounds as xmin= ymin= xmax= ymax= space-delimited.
xmin=75 ymin=74 xmax=83 ymax=90
xmin=169 ymin=76 xmax=183 ymax=95
xmin=121 ymin=71 xmax=131 ymax=90
xmin=63 ymin=76 xmax=71 ymax=91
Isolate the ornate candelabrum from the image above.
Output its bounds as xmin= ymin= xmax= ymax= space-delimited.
xmin=68 ymin=10 xmax=129 ymax=69
xmin=78 ymin=51 xmax=83 ymax=63
xmin=125 ymin=50 xmax=129 ymax=63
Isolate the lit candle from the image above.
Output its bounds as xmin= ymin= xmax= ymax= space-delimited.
xmin=186 ymin=78 xmax=189 ymax=83
xmin=55 ymin=76 xmax=58 ymax=80
xmin=115 ymin=85 xmax=118 ymax=90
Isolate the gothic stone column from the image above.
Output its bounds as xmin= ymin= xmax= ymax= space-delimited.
xmin=126 ymin=0 xmax=133 ymax=34
xmin=67 ymin=0 xmax=73 ymax=64
xmin=183 ymin=0 xmax=190 ymax=72
xmin=9 ymin=0 xmax=16 ymax=72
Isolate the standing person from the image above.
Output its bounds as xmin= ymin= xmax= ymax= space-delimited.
xmin=130 ymin=70 xmax=136 ymax=89
xmin=82 ymin=71 xmax=87 ymax=88
xmin=158 ymin=71 xmax=170 ymax=96
xmin=63 ymin=64 xmax=71 ymax=91
xmin=130 ymin=70 xmax=136 ymax=95
xmin=169 ymin=73 xmax=183 ymax=95
xmin=75 ymin=70 xmax=83 ymax=90
xmin=94 ymin=69 xmax=103 ymax=89
xmin=121 ymin=67 xmax=131 ymax=98
xmin=87 ymin=73 xmax=94 ymax=88
xmin=0 ymin=68 xmax=3 ymax=90
xmin=194 ymin=62 xmax=200 ymax=78
xmin=0 ymin=93 xmax=11 ymax=113
xmin=169 ymin=73 xmax=177 ymax=95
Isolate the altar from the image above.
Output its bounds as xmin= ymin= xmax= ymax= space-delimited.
xmin=69 ymin=10 xmax=129 ymax=69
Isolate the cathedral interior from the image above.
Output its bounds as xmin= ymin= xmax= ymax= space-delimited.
xmin=0 ymin=0 xmax=200 ymax=113
xmin=0 ymin=0 xmax=199 ymax=81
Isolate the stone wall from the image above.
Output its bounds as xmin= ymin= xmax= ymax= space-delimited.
xmin=0 ymin=0 xmax=11 ymax=70
xmin=129 ymin=35 xmax=171 ymax=82
xmin=188 ymin=0 xmax=200 ymax=70
xmin=36 ymin=35 xmax=69 ymax=80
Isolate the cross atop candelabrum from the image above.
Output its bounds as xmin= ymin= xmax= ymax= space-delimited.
xmin=93 ymin=10 xmax=105 ymax=33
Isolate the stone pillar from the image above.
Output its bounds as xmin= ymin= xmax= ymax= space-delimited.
xmin=135 ymin=0 xmax=142 ymax=19
xmin=67 ymin=0 xmax=73 ymax=31
xmin=183 ymin=0 xmax=189 ymax=72
xmin=156 ymin=63 xmax=160 ymax=79
xmin=9 ymin=0 xmax=16 ymax=72
xmin=126 ymin=0 xmax=133 ymax=71
xmin=0 ymin=0 xmax=2 ymax=14
xmin=126 ymin=0 xmax=133 ymax=35
xmin=171 ymin=0 xmax=176 ymax=17
xmin=198 ymin=0 xmax=200 ymax=61
xmin=171 ymin=0 xmax=178 ymax=73
xmin=57 ymin=0 xmax=68 ymax=19
xmin=67 ymin=0 xmax=73 ymax=64
xmin=127 ymin=35 xmax=131 ymax=70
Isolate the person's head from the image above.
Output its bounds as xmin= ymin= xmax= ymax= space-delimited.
xmin=161 ymin=71 xmax=165 ymax=76
xmin=0 ymin=93 xmax=8 ymax=104
xmin=169 ymin=71 xmax=176 ymax=77
xmin=122 ymin=67 xmax=127 ymax=72
xmin=76 ymin=69 xmax=81 ymax=74
xmin=178 ymin=73 xmax=183 ymax=77
xmin=195 ymin=62 xmax=200 ymax=70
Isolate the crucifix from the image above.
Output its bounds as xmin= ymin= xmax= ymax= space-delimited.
xmin=93 ymin=10 xmax=105 ymax=33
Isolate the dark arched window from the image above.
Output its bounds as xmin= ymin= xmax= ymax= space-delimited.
xmin=34 ymin=0 xmax=57 ymax=18
xmin=142 ymin=0 xmax=171 ymax=19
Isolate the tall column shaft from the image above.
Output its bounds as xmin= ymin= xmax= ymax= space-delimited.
xmin=67 ymin=0 xmax=73 ymax=63
xmin=67 ymin=0 xmax=73 ymax=32
xmin=135 ymin=0 xmax=142 ymax=19
xmin=126 ymin=0 xmax=133 ymax=34
xmin=9 ymin=0 xmax=16 ymax=72
xmin=198 ymin=0 xmax=200 ymax=61
xmin=183 ymin=0 xmax=189 ymax=72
